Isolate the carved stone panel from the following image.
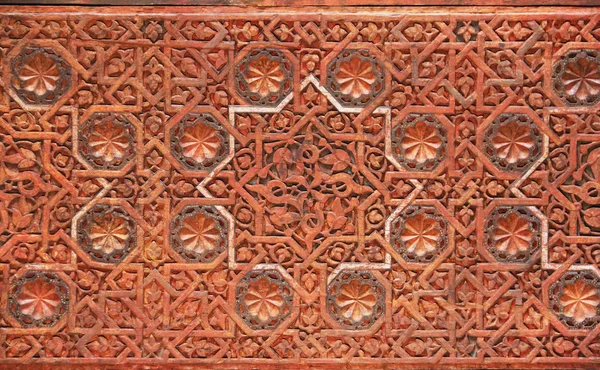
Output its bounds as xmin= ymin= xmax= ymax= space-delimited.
xmin=0 ymin=6 xmax=600 ymax=369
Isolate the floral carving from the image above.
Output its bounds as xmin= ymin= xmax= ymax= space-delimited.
xmin=562 ymin=58 xmax=600 ymax=100
xmin=8 ymin=272 xmax=68 ymax=327
xmin=79 ymin=113 xmax=135 ymax=170
xmin=171 ymin=113 xmax=229 ymax=171
xmin=393 ymin=114 xmax=446 ymax=171
xmin=484 ymin=114 xmax=542 ymax=172
xmin=78 ymin=205 xmax=136 ymax=263
xmin=178 ymin=212 xmax=220 ymax=255
xmin=3 ymin=8 xmax=600 ymax=367
xmin=236 ymin=48 xmax=292 ymax=106
xmin=328 ymin=271 xmax=384 ymax=329
xmin=11 ymin=47 xmax=71 ymax=105
xmin=391 ymin=207 xmax=447 ymax=262
xmin=243 ymin=55 xmax=285 ymax=98
xmin=491 ymin=120 xmax=534 ymax=164
xmin=326 ymin=49 xmax=383 ymax=106
xmin=335 ymin=55 xmax=377 ymax=99
xmin=244 ymin=277 xmax=286 ymax=323
xmin=553 ymin=49 xmax=600 ymax=106
xmin=16 ymin=52 xmax=60 ymax=96
xmin=17 ymin=278 xmax=61 ymax=320
xmin=455 ymin=21 xmax=480 ymax=42
xmin=335 ymin=279 xmax=378 ymax=322
xmin=89 ymin=213 xmax=130 ymax=255
xmin=236 ymin=270 xmax=291 ymax=330
xmin=400 ymin=120 xmax=443 ymax=164
xmin=492 ymin=213 xmax=532 ymax=256
xmin=170 ymin=206 xmax=228 ymax=262
xmin=88 ymin=119 xmax=131 ymax=163
xmin=399 ymin=213 xmax=441 ymax=257
xmin=559 ymin=279 xmax=600 ymax=323
xmin=485 ymin=207 xmax=541 ymax=262
xmin=551 ymin=272 xmax=600 ymax=328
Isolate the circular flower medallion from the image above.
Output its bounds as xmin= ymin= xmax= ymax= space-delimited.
xmin=78 ymin=204 xmax=136 ymax=263
xmin=11 ymin=47 xmax=71 ymax=105
xmin=170 ymin=113 xmax=229 ymax=171
xmin=236 ymin=48 xmax=293 ymax=106
xmin=553 ymin=49 xmax=600 ymax=106
xmin=485 ymin=206 xmax=541 ymax=262
xmin=391 ymin=206 xmax=448 ymax=263
xmin=327 ymin=270 xmax=385 ymax=330
xmin=484 ymin=114 xmax=542 ymax=173
xmin=392 ymin=114 xmax=447 ymax=171
xmin=170 ymin=205 xmax=228 ymax=262
xmin=8 ymin=271 xmax=68 ymax=327
xmin=550 ymin=271 xmax=600 ymax=328
xmin=326 ymin=49 xmax=384 ymax=107
xmin=236 ymin=270 xmax=292 ymax=330
xmin=79 ymin=113 xmax=135 ymax=170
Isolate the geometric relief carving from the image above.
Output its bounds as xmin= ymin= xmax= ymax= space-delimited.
xmin=7 ymin=271 xmax=69 ymax=327
xmin=10 ymin=47 xmax=71 ymax=105
xmin=2 ymin=6 xmax=600 ymax=369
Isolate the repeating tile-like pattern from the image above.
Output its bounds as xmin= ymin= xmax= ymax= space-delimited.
xmin=0 ymin=7 xmax=600 ymax=368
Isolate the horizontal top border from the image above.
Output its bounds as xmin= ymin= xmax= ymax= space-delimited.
xmin=0 ymin=5 xmax=599 ymax=13
xmin=0 ymin=0 xmax=598 ymax=6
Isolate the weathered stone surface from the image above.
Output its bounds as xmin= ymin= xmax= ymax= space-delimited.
xmin=0 ymin=6 xmax=600 ymax=369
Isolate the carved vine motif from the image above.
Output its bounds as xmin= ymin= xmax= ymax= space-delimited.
xmin=1 ymin=8 xmax=600 ymax=367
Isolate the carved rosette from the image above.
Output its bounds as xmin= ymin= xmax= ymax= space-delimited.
xmin=78 ymin=113 xmax=135 ymax=170
xmin=235 ymin=269 xmax=292 ymax=330
xmin=484 ymin=114 xmax=542 ymax=173
xmin=326 ymin=49 xmax=384 ymax=107
xmin=327 ymin=270 xmax=385 ymax=330
xmin=170 ymin=113 xmax=229 ymax=171
xmin=485 ymin=206 xmax=541 ymax=263
xmin=392 ymin=114 xmax=447 ymax=171
xmin=550 ymin=271 xmax=600 ymax=328
xmin=553 ymin=49 xmax=600 ymax=106
xmin=77 ymin=204 xmax=136 ymax=263
xmin=236 ymin=48 xmax=293 ymax=106
xmin=8 ymin=271 xmax=69 ymax=327
xmin=10 ymin=47 xmax=71 ymax=105
xmin=391 ymin=206 xmax=448 ymax=263
xmin=170 ymin=205 xmax=228 ymax=263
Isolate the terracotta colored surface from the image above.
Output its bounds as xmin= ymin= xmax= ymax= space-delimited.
xmin=0 ymin=5 xmax=600 ymax=369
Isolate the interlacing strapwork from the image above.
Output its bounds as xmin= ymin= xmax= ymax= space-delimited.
xmin=0 ymin=8 xmax=600 ymax=367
